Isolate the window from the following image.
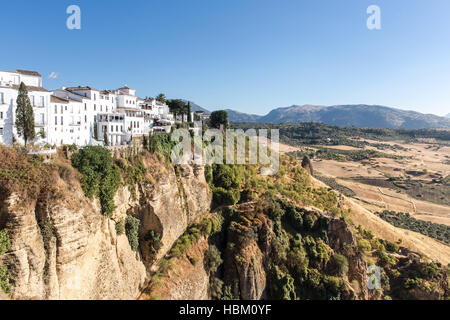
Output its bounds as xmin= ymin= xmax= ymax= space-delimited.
xmin=31 ymin=96 xmax=35 ymax=106
xmin=61 ymin=105 xmax=63 ymax=113
xmin=0 ymin=92 xmax=4 ymax=104
xmin=85 ymin=115 xmax=87 ymax=123
xmin=0 ymin=128 xmax=3 ymax=135
xmin=65 ymin=106 xmax=67 ymax=111
xmin=84 ymin=103 xmax=87 ymax=111
xmin=61 ymin=116 xmax=63 ymax=125
xmin=94 ymin=104 xmax=96 ymax=111
xmin=40 ymin=96 xmax=45 ymax=107
xmin=55 ymin=116 xmax=57 ymax=125
xmin=0 ymin=112 xmax=3 ymax=119
xmin=94 ymin=94 xmax=97 ymax=100
xmin=55 ymin=105 xmax=57 ymax=114
xmin=111 ymin=125 xmax=114 ymax=132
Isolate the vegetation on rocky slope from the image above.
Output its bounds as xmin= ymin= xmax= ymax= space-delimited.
xmin=377 ymin=211 xmax=450 ymax=245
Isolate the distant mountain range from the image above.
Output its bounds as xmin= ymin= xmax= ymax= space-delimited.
xmin=183 ymin=100 xmax=211 ymax=114
xmin=223 ymin=104 xmax=450 ymax=129
xmin=446 ymin=113 xmax=450 ymax=118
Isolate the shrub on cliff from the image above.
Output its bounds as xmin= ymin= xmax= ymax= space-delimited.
xmin=212 ymin=187 xmax=240 ymax=207
xmin=147 ymin=133 xmax=175 ymax=161
xmin=205 ymin=245 xmax=223 ymax=275
xmin=0 ymin=230 xmax=10 ymax=255
xmin=0 ymin=265 xmax=11 ymax=294
xmin=329 ymin=253 xmax=349 ymax=276
xmin=0 ymin=230 xmax=11 ymax=294
xmin=269 ymin=265 xmax=296 ymax=300
xmin=71 ymin=146 xmax=120 ymax=216
xmin=125 ymin=215 xmax=140 ymax=252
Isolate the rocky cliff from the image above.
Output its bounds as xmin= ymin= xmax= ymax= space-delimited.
xmin=0 ymin=146 xmax=448 ymax=300
xmin=0 ymin=147 xmax=210 ymax=300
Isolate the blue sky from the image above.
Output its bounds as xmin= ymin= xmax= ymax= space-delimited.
xmin=1 ymin=0 xmax=449 ymax=116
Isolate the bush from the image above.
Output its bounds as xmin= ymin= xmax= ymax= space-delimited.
xmin=115 ymin=219 xmax=125 ymax=235
xmin=213 ymin=187 xmax=240 ymax=207
xmin=148 ymin=133 xmax=175 ymax=160
xmin=358 ymin=239 xmax=372 ymax=253
xmin=210 ymin=277 xmax=224 ymax=300
xmin=269 ymin=265 xmax=296 ymax=300
xmin=205 ymin=245 xmax=223 ymax=274
xmin=125 ymin=215 xmax=140 ymax=251
xmin=71 ymin=146 xmax=121 ymax=216
xmin=420 ymin=262 xmax=440 ymax=279
xmin=329 ymin=253 xmax=349 ymax=276
xmin=385 ymin=240 xmax=399 ymax=253
xmin=212 ymin=164 xmax=240 ymax=190
xmin=145 ymin=230 xmax=162 ymax=255
xmin=0 ymin=265 xmax=11 ymax=293
xmin=375 ymin=249 xmax=397 ymax=267
xmin=286 ymin=246 xmax=309 ymax=276
xmin=0 ymin=230 xmax=11 ymax=255
xmin=205 ymin=165 xmax=213 ymax=186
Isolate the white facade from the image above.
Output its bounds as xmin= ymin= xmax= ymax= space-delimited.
xmin=0 ymin=69 xmax=173 ymax=148
xmin=0 ymin=70 xmax=51 ymax=145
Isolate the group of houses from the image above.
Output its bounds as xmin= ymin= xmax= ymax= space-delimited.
xmin=0 ymin=69 xmax=205 ymax=148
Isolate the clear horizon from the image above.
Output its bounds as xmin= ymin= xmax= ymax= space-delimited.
xmin=1 ymin=0 xmax=449 ymax=117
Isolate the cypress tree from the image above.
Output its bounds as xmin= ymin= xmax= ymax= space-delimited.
xmin=15 ymin=82 xmax=35 ymax=146
xmin=94 ymin=120 xmax=98 ymax=140
xmin=187 ymin=101 xmax=192 ymax=123
xmin=104 ymin=130 xmax=109 ymax=146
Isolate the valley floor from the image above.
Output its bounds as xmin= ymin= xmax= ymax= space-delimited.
xmin=278 ymin=139 xmax=450 ymax=265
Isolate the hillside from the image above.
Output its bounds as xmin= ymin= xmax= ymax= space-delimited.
xmin=1 ymin=137 xmax=449 ymax=300
xmin=225 ymin=109 xmax=263 ymax=122
xmin=228 ymin=104 xmax=450 ymax=129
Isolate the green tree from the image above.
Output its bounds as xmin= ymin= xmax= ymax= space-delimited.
xmin=210 ymin=110 xmax=228 ymax=129
xmin=103 ymin=130 xmax=109 ymax=146
xmin=94 ymin=120 xmax=98 ymax=140
xmin=71 ymin=146 xmax=120 ymax=216
xmin=15 ymin=82 xmax=35 ymax=146
xmin=0 ymin=230 xmax=11 ymax=255
xmin=156 ymin=93 xmax=166 ymax=104
xmin=168 ymin=99 xmax=187 ymax=122
xmin=187 ymin=101 xmax=192 ymax=123
xmin=125 ymin=215 xmax=140 ymax=251
xmin=0 ymin=265 xmax=11 ymax=293
xmin=329 ymin=253 xmax=349 ymax=276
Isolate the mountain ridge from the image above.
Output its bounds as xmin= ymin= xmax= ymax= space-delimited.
xmin=224 ymin=104 xmax=450 ymax=129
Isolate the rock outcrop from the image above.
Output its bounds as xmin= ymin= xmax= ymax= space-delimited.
xmin=0 ymin=151 xmax=210 ymax=300
xmin=141 ymin=238 xmax=211 ymax=300
xmin=327 ymin=218 xmax=371 ymax=300
xmin=223 ymin=212 xmax=273 ymax=300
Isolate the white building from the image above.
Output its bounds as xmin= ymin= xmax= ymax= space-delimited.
xmin=0 ymin=68 xmax=174 ymax=148
xmin=0 ymin=69 xmax=51 ymax=146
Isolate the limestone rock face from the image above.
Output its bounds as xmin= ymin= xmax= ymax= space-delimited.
xmin=0 ymin=175 xmax=146 ymax=300
xmin=223 ymin=213 xmax=273 ymax=300
xmin=142 ymin=238 xmax=211 ymax=300
xmin=328 ymin=218 xmax=370 ymax=300
xmin=0 ymin=155 xmax=210 ymax=300
xmin=135 ymin=163 xmax=211 ymax=265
